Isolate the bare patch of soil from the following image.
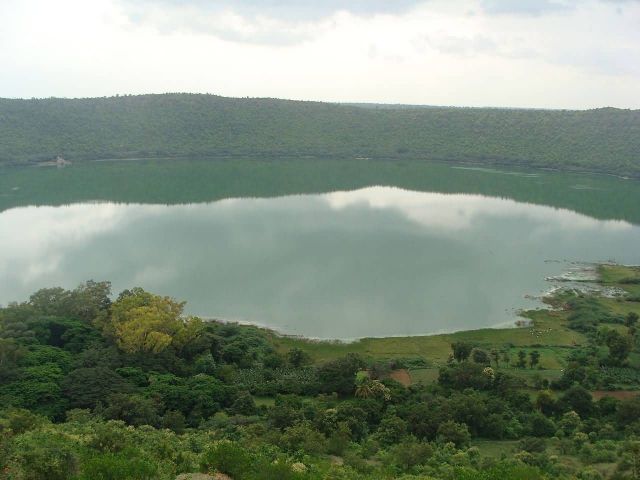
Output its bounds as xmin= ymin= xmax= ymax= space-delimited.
xmin=388 ymin=369 xmax=411 ymax=386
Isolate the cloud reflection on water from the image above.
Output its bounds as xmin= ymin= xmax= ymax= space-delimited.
xmin=1 ymin=187 xmax=638 ymax=339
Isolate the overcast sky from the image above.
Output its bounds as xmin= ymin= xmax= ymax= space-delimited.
xmin=1 ymin=0 xmax=638 ymax=108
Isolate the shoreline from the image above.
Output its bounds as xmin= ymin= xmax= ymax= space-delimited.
xmin=2 ymin=154 xmax=640 ymax=182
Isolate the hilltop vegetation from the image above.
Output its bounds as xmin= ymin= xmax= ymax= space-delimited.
xmin=1 ymin=94 xmax=639 ymax=177
xmin=2 ymin=265 xmax=640 ymax=479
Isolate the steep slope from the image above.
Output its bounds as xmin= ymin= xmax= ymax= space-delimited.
xmin=1 ymin=94 xmax=638 ymax=176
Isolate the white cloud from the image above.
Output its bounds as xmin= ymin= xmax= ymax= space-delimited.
xmin=324 ymin=186 xmax=633 ymax=232
xmin=0 ymin=0 xmax=638 ymax=108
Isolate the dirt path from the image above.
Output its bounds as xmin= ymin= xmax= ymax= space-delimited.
xmin=592 ymin=390 xmax=640 ymax=401
xmin=389 ymin=369 xmax=411 ymax=387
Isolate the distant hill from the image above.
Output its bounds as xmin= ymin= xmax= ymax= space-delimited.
xmin=1 ymin=93 xmax=638 ymax=177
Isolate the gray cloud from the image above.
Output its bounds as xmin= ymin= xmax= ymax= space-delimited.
xmin=120 ymin=0 xmax=427 ymax=46
xmin=480 ymin=0 xmax=638 ymax=16
xmin=480 ymin=0 xmax=573 ymax=15
xmin=554 ymin=47 xmax=640 ymax=77
xmin=418 ymin=33 xmax=540 ymax=62
xmin=423 ymin=34 xmax=499 ymax=57
xmin=124 ymin=0 xmax=425 ymax=21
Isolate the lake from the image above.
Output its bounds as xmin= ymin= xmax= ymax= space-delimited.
xmin=1 ymin=159 xmax=639 ymax=339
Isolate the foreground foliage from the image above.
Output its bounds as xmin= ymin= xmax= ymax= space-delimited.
xmin=1 ymin=269 xmax=640 ymax=479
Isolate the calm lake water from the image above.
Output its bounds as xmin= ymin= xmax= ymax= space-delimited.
xmin=1 ymin=169 xmax=640 ymax=338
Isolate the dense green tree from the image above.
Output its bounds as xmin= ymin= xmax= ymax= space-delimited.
xmin=529 ymin=350 xmax=541 ymax=369
xmin=472 ymin=348 xmax=491 ymax=366
xmin=0 ymin=338 xmax=24 ymax=381
xmin=0 ymin=363 xmax=68 ymax=418
xmin=230 ymin=391 xmax=257 ymax=416
xmin=451 ymin=342 xmax=473 ymax=362
xmin=62 ymin=367 xmax=132 ymax=409
xmin=438 ymin=362 xmax=492 ymax=390
xmin=402 ymin=400 xmax=447 ymax=441
xmin=561 ymin=385 xmax=594 ymax=418
xmin=161 ymin=410 xmax=186 ymax=434
xmin=199 ymin=441 xmax=253 ymax=480
xmin=317 ymin=354 xmax=366 ymax=396
xmin=103 ymin=393 xmax=160 ymax=427
xmin=287 ymin=347 xmax=311 ymax=368
xmin=436 ymin=420 xmax=471 ymax=448
xmin=389 ymin=437 xmax=433 ymax=470
xmin=517 ymin=350 xmax=527 ymax=368
xmin=490 ymin=349 xmax=501 ymax=368
xmin=267 ymin=395 xmax=305 ymax=430
xmin=616 ymin=396 xmax=640 ymax=428
xmin=280 ymin=421 xmax=328 ymax=454
xmin=535 ymin=390 xmax=558 ymax=417
xmin=528 ymin=412 xmax=556 ymax=437
xmin=605 ymin=330 xmax=633 ymax=366
xmin=374 ymin=415 xmax=408 ymax=446
xmin=626 ymin=311 xmax=639 ymax=329
xmin=108 ymin=288 xmax=187 ymax=354
xmin=6 ymin=430 xmax=79 ymax=480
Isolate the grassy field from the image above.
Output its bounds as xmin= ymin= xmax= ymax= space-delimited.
xmin=269 ymin=308 xmax=583 ymax=367
xmin=267 ymin=264 xmax=640 ymax=387
xmin=598 ymin=264 xmax=640 ymax=284
xmin=472 ymin=439 xmax=617 ymax=477
xmin=598 ymin=264 xmax=640 ymax=318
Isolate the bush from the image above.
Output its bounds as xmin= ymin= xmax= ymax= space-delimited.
xmin=78 ymin=451 xmax=157 ymax=480
xmin=437 ymin=420 xmax=471 ymax=448
xmin=518 ymin=437 xmax=547 ymax=453
xmin=230 ymin=391 xmax=257 ymax=416
xmin=9 ymin=430 xmax=79 ymax=480
xmin=528 ymin=412 xmax=556 ymax=437
xmin=579 ymin=440 xmax=617 ymax=464
xmin=390 ymin=437 xmax=434 ymax=470
xmin=200 ymin=441 xmax=253 ymax=480
xmin=279 ymin=421 xmax=328 ymax=455
xmin=374 ymin=415 xmax=409 ymax=446
xmin=162 ymin=410 xmax=186 ymax=433
xmin=87 ymin=421 xmax=132 ymax=453
xmin=0 ymin=408 xmax=45 ymax=434
xmin=253 ymin=459 xmax=306 ymax=480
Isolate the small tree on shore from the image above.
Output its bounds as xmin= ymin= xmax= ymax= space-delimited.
xmin=517 ymin=350 xmax=527 ymax=368
xmin=451 ymin=342 xmax=473 ymax=363
xmin=529 ymin=350 xmax=541 ymax=369
xmin=502 ymin=351 xmax=511 ymax=368
xmin=490 ymin=349 xmax=500 ymax=368
xmin=472 ymin=348 xmax=491 ymax=366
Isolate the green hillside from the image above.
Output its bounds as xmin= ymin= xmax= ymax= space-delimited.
xmin=1 ymin=93 xmax=639 ymax=176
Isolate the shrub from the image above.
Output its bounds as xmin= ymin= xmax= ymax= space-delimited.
xmin=528 ymin=412 xmax=556 ymax=437
xmin=199 ymin=441 xmax=253 ymax=480
xmin=78 ymin=451 xmax=157 ymax=480
xmin=437 ymin=420 xmax=471 ymax=448
xmin=518 ymin=436 xmax=547 ymax=453
xmin=390 ymin=437 xmax=434 ymax=470
xmin=9 ymin=430 xmax=79 ymax=480
xmin=280 ymin=421 xmax=328 ymax=455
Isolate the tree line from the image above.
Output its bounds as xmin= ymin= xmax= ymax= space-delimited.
xmin=1 ymin=94 xmax=639 ymax=177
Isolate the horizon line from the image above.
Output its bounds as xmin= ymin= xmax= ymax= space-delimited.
xmin=0 ymin=92 xmax=635 ymax=113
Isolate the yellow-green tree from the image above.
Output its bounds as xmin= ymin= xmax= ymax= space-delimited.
xmin=109 ymin=288 xmax=190 ymax=354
